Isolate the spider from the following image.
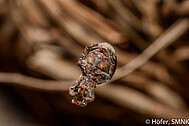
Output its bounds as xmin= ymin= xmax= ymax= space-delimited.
xmin=69 ymin=42 xmax=117 ymax=107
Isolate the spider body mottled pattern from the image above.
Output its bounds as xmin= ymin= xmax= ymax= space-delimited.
xmin=69 ymin=42 xmax=117 ymax=107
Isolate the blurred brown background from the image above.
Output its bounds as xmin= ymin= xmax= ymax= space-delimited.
xmin=0 ymin=0 xmax=189 ymax=126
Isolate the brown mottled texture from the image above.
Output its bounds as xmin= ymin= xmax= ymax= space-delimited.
xmin=69 ymin=42 xmax=117 ymax=107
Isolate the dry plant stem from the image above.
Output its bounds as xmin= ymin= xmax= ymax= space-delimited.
xmin=10 ymin=1 xmax=52 ymax=44
xmin=112 ymin=18 xmax=189 ymax=81
xmin=108 ymin=0 xmax=142 ymax=32
xmin=90 ymin=0 xmax=109 ymax=14
xmin=16 ymin=0 xmax=49 ymax=27
xmin=156 ymin=51 xmax=184 ymax=73
xmin=163 ymin=0 xmax=189 ymax=16
xmin=116 ymin=48 xmax=178 ymax=88
xmin=39 ymin=0 xmax=103 ymax=45
xmin=58 ymin=0 xmax=125 ymax=44
xmin=113 ymin=14 xmax=148 ymax=50
xmin=51 ymin=28 xmax=83 ymax=57
xmin=96 ymin=84 xmax=189 ymax=119
xmin=132 ymin=0 xmax=162 ymax=38
xmin=111 ymin=5 xmax=185 ymax=74
xmin=13 ymin=0 xmax=83 ymax=57
xmin=0 ymin=72 xmax=73 ymax=91
xmin=173 ymin=46 xmax=189 ymax=61
xmin=0 ymin=72 xmax=187 ymax=117
xmin=27 ymin=49 xmax=80 ymax=80
xmin=121 ymin=72 xmax=188 ymax=111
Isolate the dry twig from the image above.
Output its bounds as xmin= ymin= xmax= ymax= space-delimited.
xmin=0 ymin=72 xmax=73 ymax=91
xmin=112 ymin=18 xmax=189 ymax=81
